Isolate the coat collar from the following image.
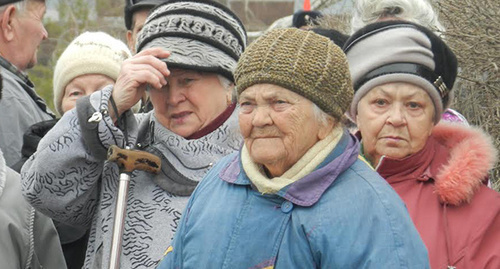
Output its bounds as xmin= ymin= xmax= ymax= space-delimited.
xmin=431 ymin=123 xmax=497 ymax=205
xmin=373 ymin=123 xmax=497 ymax=206
xmin=219 ymin=131 xmax=360 ymax=206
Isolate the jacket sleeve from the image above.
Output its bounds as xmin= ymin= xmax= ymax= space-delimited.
xmin=0 ymin=167 xmax=67 ymax=269
xmin=31 ymin=209 xmax=68 ymax=268
xmin=20 ymin=86 xmax=139 ymax=227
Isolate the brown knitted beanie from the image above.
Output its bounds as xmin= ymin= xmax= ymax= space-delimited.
xmin=235 ymin=28 xmax=353 ymax=120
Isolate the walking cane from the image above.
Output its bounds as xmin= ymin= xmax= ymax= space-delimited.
xmin=107 ymin=144 xmax=161 ymax=269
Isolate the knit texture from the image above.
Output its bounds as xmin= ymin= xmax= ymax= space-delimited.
xmin=136 ymin=0 xmax=247 ymax=82
xmin=235 ymin=28 xmax=353 ymax=120
xmin=53 ymin=32 xmax=131 ymax=115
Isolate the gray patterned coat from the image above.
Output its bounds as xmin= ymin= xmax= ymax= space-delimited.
xmin=21 ymin=86 xmax=242 ymax=268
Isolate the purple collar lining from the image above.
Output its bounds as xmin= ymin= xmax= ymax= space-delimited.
xmin=219 ymin=132 xmax=360 ymax=206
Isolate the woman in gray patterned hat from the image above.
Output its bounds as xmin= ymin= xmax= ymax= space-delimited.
xmin=20 ymin=0 xmax=246 ymax=268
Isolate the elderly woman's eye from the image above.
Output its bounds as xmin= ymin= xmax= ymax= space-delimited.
xmin=239 ymin=101 xmax=254 ymax=113
xmin=374 ymin=99 xmax=387 ymax=106
xmin=183 ymin=78 xmax=194 ymax=84
xmin=408 ymin=102 xmax=422 ymax=109
xmin=69 ymin=90 xmax=83 ymax=97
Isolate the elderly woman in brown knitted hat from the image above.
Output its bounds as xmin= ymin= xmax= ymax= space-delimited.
xmin=344 ymin=20 xmax=500 ymax=269
xmin=156 ymin=28 xmax=429 ymax=269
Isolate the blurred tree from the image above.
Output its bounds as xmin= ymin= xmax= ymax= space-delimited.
xmin=435 ymin=0 xmax=500 ymax=190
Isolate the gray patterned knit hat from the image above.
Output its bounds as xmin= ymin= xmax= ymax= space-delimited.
xmin=136 ymin=0 xmax=247 ymax=82
xmin=235 ymin=28 xmax=353 ymax=120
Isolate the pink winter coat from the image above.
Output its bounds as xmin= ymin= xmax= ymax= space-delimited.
xmin=373 ymin=123 xmax=500 ymax=269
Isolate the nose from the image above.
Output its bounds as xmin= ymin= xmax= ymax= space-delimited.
xmin=41 ymin=25 xmax=48 ymax=40
xmin=166 ymin=84 xmax=186 ymax=105
xmin=251 ymin=105 xmax=273 ymax=127
xmin=386 ymin=104 xmax=406 ymax=126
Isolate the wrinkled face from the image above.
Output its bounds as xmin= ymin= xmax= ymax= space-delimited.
xmin=61 ymin=74 xmax=114 ymax=114
xmin=127 ymin=9 xmax=150 ymax=54
xmin=149 ymin=69 xmax=230 ymax=138
xmin=239 ymin=84 xmax=330 ymax=177
xmin=13 ymin=1 xmax=48 ymax=70
xmin=356 ymin=82 xmax=435 ymax=166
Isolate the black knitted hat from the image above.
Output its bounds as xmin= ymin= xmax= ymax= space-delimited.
xmin=136 ymin=0 xmax=247 ymax=82
xmin=343 ymin=20 xmax=457 ymax=123
xmin=311 ymin=28 xmax=349 ymax=48
xmin=124 ymin=0 xmax=167 ymax=30
xmin=0 ymin=0 xmax=22 ymax=5
xmin=292 ymin=10 xmax=323 ymax=28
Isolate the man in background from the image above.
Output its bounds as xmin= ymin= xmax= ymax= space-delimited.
xmin=0 ymin=0 xmax=54 ymax=167
xmin=124 ymin=0 xmax=168 ymax=54
xmin=124 ymin=0 xmax=169 ymax=112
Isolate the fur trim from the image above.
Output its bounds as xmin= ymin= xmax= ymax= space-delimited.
xmin=432 ymin=123 xmax=498 ymax=206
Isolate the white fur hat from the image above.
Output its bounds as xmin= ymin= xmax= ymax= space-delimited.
xmin=53 ymin=31 xmax=131 ymax=115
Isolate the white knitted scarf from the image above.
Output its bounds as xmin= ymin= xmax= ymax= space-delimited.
xmin=242 ymin=126 xmax=343 ymax=194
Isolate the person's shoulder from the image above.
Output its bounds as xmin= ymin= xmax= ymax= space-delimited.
xmin=329 ymin=156 xmax=404 ymax=209
xmin=193 ymin=152 xmax=239 ymax=190
xmin=338 ymin=155 xmax=387 ymax=190
xmin=0 ymin=167 xmax=30 ymax=219
xmin=0 ymin=72 xmax=23 ymax=96
xmin=465 ymin=184 xmax=500 ymax=215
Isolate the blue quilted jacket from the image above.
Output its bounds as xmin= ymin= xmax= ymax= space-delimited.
xmin=158 ymin=133 xmax=430 ymax=269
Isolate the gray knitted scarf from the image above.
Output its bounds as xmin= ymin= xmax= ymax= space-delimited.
xmin=139 ymin=110 xmax=242 ymax=196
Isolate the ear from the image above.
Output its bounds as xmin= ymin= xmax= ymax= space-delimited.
xmin=226 ymin=83 xmax=235 ymax=105
xmin=317 ymin=117 xmax=335 ymax=140
xmin=126 ymin=30 xmax=135 ymax=54
xmin=1 ymin=6 xmax=17 ymax=42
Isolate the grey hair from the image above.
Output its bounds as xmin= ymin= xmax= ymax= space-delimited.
xmin=350 ymin=0 xmax=445 ymax=36
xmin=0 ymin=1 xmax=28 ymax=16
xmin=217 ymin=74 xmax=236 ymax=102
xmin=312 ymin=103 xmax=337 ymax=128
